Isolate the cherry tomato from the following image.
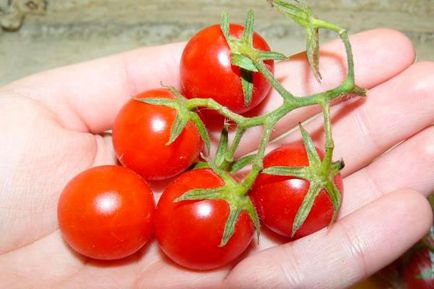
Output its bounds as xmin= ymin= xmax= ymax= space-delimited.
xmin=180 ymin=24 xmax=274 ymax=115
xmin=57 ymin=165 xmax=155 ymax=260
xmin=404 ymin=248 xmax=434 ymax=289
xmin=250 ymin=142 xmax=344 ymax=239
xmin=154 ymin=169 xmax=254 ymax=270
xmin=112 ymin=88 xmax=203 ymax=180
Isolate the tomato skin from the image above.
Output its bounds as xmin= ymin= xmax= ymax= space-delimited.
xmin=57 ymin=165 xmax=155 ymax=260
xmin=112 ymin=88 xmax=203 ymax=180
xmin=250 ymin=143 xmax=344 ymax=239
xmin=180 ymin=24 xmax=274 ymax=115
xmin=404 ymin=248 xmax=434 ymax=289
xmin=154 ymin=169 xmax=254 ymax=270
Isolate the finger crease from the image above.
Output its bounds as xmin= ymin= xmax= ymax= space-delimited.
xmin=362 ymin=166 xmax=384 ymax=201
xmin=336 ymin=221 xmax=370 ymax=281
xmin=352 ymin=108 xmax=382 ymax=155
xmin=278 ymin=244 xmax=304 ymax=288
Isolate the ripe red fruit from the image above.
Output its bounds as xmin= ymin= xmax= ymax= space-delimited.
xmin=250 ymin=142 xmax=343 ymax=239
xmin=154 ymin=169 xmax=254 ymax=270
xmin=112 ymin=88 xmax=203 ymax=180
xmin=180 ymin=24 xmax=274 ymax=115
xmin=58 ymin=165 xmax=155 ymax=260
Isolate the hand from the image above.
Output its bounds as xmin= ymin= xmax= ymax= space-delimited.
xmin=0 ymin=28 xmax=432 ymax=289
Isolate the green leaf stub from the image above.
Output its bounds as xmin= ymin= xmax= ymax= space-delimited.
xmin=231 ymin=54 xmax=258 ymax=72
xmin=175 ymin=188 xmax=225 ymax=203
xmin=135 ymin=97 xmax=177 ymax=107
xmin=220 ymin=207 xmax=242 ymax=247
xmin=167 ymin=113 xmax=189 ymax=145
xmin=231 ymin=155 xmax=256 ymax=173
xmin=292 ymin=181 xmax=322 ymax=237
xmin=241 ymin=70 xmax=254 ymax=107
xmin=220 ymin=11 xmax=230 ymax=40
xmin=215 ymin=125 xmax=229 ymax=167
xmin=299 ymin=124 xmax=321 ymax=165
xmin=242 ymin=9 xmax=255 ymax=45
xmin=306 ymin=27 xmax=322 ymax=82
xmin=189 ymin=113 xmax=211 ymax=154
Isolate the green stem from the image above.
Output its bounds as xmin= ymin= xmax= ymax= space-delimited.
xmin=185 ymin=98 xmax=247 ymax=124
xmin=226 ymin=127 xmax=245 ymax=163
xmin=312 ymin=19 xmax=360 ymax=92
xmin=182 ymin=6 xmax=365 ymax=188
xmin=171 ymin=1 xmax=369 ymax=248
xmin=320 ymin=102 xmax=333 ymax=173
xmin=253 ymin=60 xmax=297 ymax=103
xmin=242 ymin=120 xmax=276 ymax=191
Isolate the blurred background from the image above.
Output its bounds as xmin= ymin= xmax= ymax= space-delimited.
xmin=0 ymin=0 xmax=433 ymax=86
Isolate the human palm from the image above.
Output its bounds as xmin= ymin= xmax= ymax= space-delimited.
xmin=0 ymin=29 xmax=433 ymax=289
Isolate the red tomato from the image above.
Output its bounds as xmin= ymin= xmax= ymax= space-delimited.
xmin=180 ymin=24 xmax=274 ymax=115
xmin=154 ymin=169 xmax=254 ymax=270
xmin=404 ymin=248 xmax=434 ymax=289
xmin=112 ymin=88 xmax=203 ymax=180
xmin=57 ymin=165 xmax=155 ymax=260
xmin=250 ymin=142 xmax=344 ymax=239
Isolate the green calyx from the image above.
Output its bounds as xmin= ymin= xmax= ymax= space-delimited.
xmin=175 ymin=168 xmax=260 ymax=247
xmin=262 ymin=124 xmax=344 ymax=237
xmin=176 ymin=139 xmax=261 ymax=247
xmin=220 ymin=9 xmax=287 ymax=107
xmin=135 ymin=86 xmax=211 ymax=154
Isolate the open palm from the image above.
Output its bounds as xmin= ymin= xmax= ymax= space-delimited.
xmin=0 ymin=29 xmax=433 ymax=289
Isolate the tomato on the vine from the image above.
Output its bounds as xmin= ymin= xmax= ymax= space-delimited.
xmin=180 ymin=24 xmax=274 ymax=115
xmin=154 ymin=169 xmax=254 ymax=270
xmin=57 ymin=165 xmax=155 ymax=260
xmin=404 ymin=248 xmax=434 ymax=289
xmin=250 ymin=142 xmax=344 ymax=239
xmin=112 ymin=88 xmax=203 ymax=180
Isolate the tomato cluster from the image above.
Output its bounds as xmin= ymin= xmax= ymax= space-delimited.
xmin=57 ymin=10 xmax=344 ymax=271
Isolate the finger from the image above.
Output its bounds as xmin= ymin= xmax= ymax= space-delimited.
xmin=136 ymin=258 xmax=229 ymax=289
xmin=341 ymin=126 xmax=434 ymax=217
xmin=274 ymin=61 xmax=434 ymax=175
xmin=0 ymin=43 xmax=185 ymax=133
xmin=0 ymin=229 xmax=145 ymax=288
xmin=235 ymin=28 xmax=415 ymax=156
xmin=0 ymin=231 xmax=86 ymax=288
xmin=225 ymin=189 xmax=433 ymax=289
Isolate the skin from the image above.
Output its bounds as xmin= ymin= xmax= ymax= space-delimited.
xmin=0 ymin=29 xmax=433 ymax=289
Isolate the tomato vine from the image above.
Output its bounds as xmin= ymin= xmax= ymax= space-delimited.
xmin=143 ymin=0 xmax=367 ymax=246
